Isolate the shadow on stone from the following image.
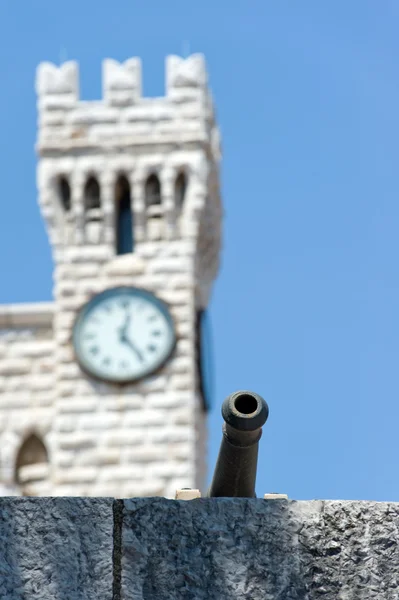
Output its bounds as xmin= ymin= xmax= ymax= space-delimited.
xmin=121 ymin=497 xmax=311 ymax=600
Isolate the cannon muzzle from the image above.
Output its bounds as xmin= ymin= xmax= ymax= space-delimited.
xmin=208 ymin=390 xmax=269 ymax=498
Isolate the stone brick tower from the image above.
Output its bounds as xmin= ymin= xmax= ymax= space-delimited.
xmin=0 ymin=54 xmax=222 ymax=498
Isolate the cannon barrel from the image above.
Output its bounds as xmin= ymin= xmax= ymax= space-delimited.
xmin=208 ymin=390 xmax=269 ymax=498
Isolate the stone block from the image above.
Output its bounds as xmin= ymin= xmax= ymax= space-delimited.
xmin=29 ymin=374 xmax=54 ymax=391
xmin=0 ymin=497 xmax=113 ymax=599
xmin=37 ymin=357 xmax=54 ymax=374
xmin=168 ymin=442 xmax=192 ymax=460
xmin=122 ymin=409 xmax=167 ymax=428
xmin=121 ymin=499 xmax=399 ymax=600
xmin=149 ymin=256 xmax=191 ymax=274
xmin=97 ymin=465 xmax=144 ymax=482
xmin=150 ymin=426 xmax=194 ymax=444
xmin=97 ymin=447 xmax=121 ymax=465
xmin=59 ymin=362 xmax=83 ymax=380
xmin=124 ymin=445 xmax=170 ymax=463
xmin=175 ymin=488 xmax=201 ymax=500
xmin=64 ymin=245 xmax=111 ymax=264
xmin=170 ymin=408 xmax=192 ymax=426
xmin=0 ymin=358 xmax=31 ymax=376
xmin=104 ymin=430 xmax=144 ymax=447
xmin=78 ymin=413 xmax=121 ymax=431
xmin=0 ymin=393 xmax=30 ymax=409
xmin=146 ymin=392 xmax=186 ymax=409
xmin=105 ymin=254 xmax=146 ymax=276
xmin=170 ymin=355 xmax=193 ymax=374
xmin=146 ymin=461 xmax=191 ymax=478
xmin=168 ymin=373 xmax=192 ymax=391
xmin=8 ymin=340 xmax=54 ymax=358
xmin=54 ymin=466 xmax=98 ymax=484
xmin=58 ymin=432 xmax=97 ymax=450
xmin=74 ymin=263 xmax=101 ymax=278
xmin=136 ymin=374 xmax=168 ymax=394
xmin=57 ymin=397 xmax=98 ymax=413
xmin=31 ymin=389 xmax=54 ymax=406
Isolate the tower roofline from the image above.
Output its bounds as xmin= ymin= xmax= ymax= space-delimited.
xmin=36 ymin=54 xmax=219 ymax=156
xmin=36 ymin=54 xmax=209 ymax=104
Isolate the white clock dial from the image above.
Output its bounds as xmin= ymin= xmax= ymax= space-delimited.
xmin=72 ymin=287 xmax=175 ymax=383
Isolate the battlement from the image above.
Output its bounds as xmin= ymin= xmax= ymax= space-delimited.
xmin=36 ymin=55 xmax=217 ymax=154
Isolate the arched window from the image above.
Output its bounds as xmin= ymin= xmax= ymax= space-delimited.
xmin=84 ymin=176 xmax=100 ymax=210
xmin=145 ymin=174 xmax=162 ymax=218
xmin=115 ymin=175 xmax=133 ymax=255
xmin=15 ymin=433 xmax=49 ymax=496
xmin=175 ymin=172 xmax=187 ymax=211
xmin=84 ymin=176 xmax=101 ymax=218
xmin=58 ymin=176 xmax=71 ymax=212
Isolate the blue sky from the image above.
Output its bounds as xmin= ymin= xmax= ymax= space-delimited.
xmin=1 ymin=0 xmax=399 ymax=501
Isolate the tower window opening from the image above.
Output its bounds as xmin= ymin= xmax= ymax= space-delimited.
xmin=15 ymin=433 xmax=49 ymax=496
xmin=115 ymin=175 xmax=133 ymax=255
xmin=175 ymin=172 xmax=187 ymax=211
xmin=58 ymin=176 xmax=71 ymax=212
xmin=145 ymin=174 xmax=162 ymax=218
xmin=84 ymin=176 xmax=101 ymax=221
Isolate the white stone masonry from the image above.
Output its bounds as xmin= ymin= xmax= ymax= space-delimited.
xmin=0 ymin=54 xmax=222 ymax=499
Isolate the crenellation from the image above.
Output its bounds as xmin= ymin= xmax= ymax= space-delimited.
xmin=36 ymin=60 xmax=79 ymax=96
xmin=36 ymin=55 xmax=214 ymax=160
xmin=103 ymin=57 xmax=142 ymax=105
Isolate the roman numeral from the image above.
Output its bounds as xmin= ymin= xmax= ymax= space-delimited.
xmin=103 ymin=357 xmax=111 ymax=366
xmin=89 ymin=346 xmax=100 ymax=356
xmin=151 ymin=330 xmax=162 ymax=337
xmin=147 ymin=344 xmax=157 ymax=353
xmin=147 ymin=314 xmax=157 ymax=322
xmin=84 ymin=333 xmax=96 ymax=340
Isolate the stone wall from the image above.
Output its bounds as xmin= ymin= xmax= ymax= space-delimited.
xmin=49 ymin=245 xmax=204 ymax=499
xmin=0 ymin=53 xmax=222 ymax=500
xmin=0 ymin=305 xmax=55 ymax=496
xmin=32 ymin=54 xmax=222 ymax=499
xmin=1 ymin=497 xmax=398 ymax=599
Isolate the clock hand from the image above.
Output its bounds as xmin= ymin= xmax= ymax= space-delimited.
xmin=118 ymin=312 xmax=144 ymax=362
xmin=120 ymin=333 xmax=144 ymax=362
xmin=119 ymin=312 xmax=131 ymax=338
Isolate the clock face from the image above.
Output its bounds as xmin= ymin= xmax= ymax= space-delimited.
xmin=72 ymin=287 xmax=176 ymax=383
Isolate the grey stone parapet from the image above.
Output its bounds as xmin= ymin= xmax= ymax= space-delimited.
xmin=1 ymin=497 xmax=398 ymax=599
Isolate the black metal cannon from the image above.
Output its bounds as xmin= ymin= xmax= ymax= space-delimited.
xmin=208 ymin=390 xmax=269 ymax=498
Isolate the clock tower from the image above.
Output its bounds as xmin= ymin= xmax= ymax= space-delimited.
xmin=32 ymin=54 xmax=222 ymax=498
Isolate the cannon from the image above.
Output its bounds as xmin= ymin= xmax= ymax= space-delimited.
xmin=208 ymin=390 xmax=269 ymax=498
